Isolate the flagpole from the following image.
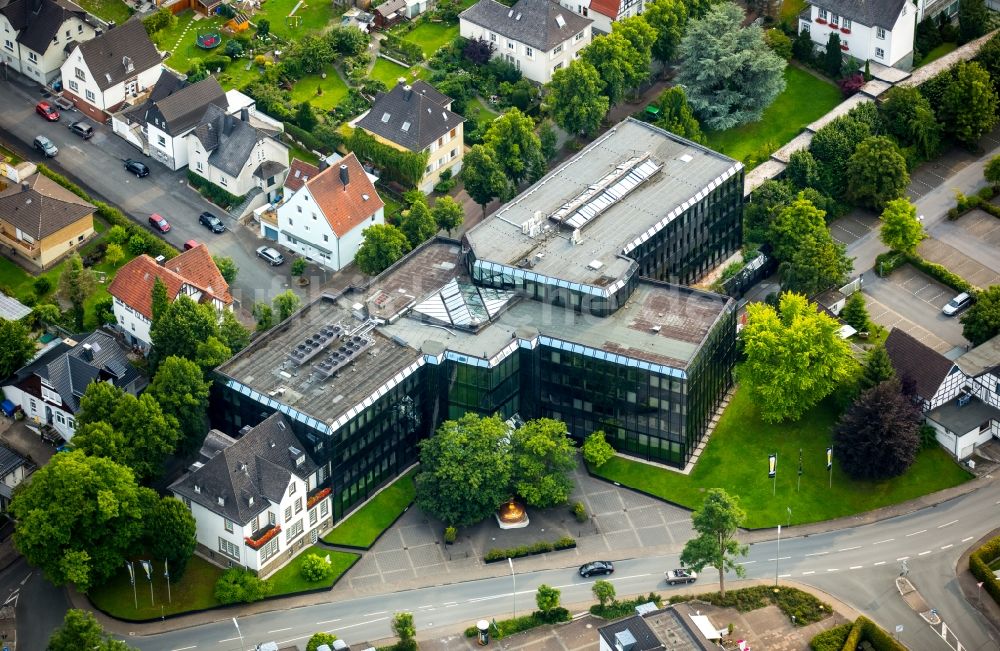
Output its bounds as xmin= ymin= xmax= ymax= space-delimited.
xmin=165 ymin=559 xmax=172 ymax=604
xmin=142 ymin=560 xmax=154 ymax=606
xmin=127 ymin=561 xmax=137 ymax=610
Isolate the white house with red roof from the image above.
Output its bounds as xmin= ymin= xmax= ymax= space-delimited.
xmin=108 ymin=243 xmax=233 ymax=351
xmin=274 ymin=152 xmax=385 ymax=272
xmin=559 ymin=0 xmax=641 ymax=34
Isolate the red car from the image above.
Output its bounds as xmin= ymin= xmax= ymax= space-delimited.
xmin=148 ymin=213 xmax=171 ymax=233
xmin=35 ymin=101 xmax=60 ymax=121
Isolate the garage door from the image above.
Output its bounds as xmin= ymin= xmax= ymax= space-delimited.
xmin=263 ymin=225 xmax=278 ymax=241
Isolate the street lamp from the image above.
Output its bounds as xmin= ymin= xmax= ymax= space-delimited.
xmin=233 ymin=617 xmax=245 ymax=651
xmin=508 ymin=557 xmax=516 ymax=620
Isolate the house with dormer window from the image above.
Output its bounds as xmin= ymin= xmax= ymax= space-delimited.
xmin=460 ymin=0 xmax=592 ymax=83
xmin=559 ymin=0 xmax=641 ymax=35
xmin=60 ymin=18 xmax=162 ymax=121
xmin=798 ymin=0 xmax=917 ymax=69
xmin=169 ymin=412 xmax=334 ymax=577
xmin=0 ymin=0 xmax=97 ymax=85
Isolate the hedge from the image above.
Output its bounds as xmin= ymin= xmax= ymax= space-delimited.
xmin=904 ymin=253 xmax=975 ymax=294
xmin=483 ymin=536 xmax=575 ymax=562
xmin=948 ymin=187 xmax=1000 ymax=221
xmin=347 ymin=127 xmax=428 ymax=188
xmin=37 ymin=164 xmax=177 ymax=259
xmin=591 ymin=593 xmax=663 ymax=619
xmin=970 ymin=535 xmax=1000 ymax=606
xmin=809 ymin=622 xmax=852 ymax=651
xmin=669 ymin=586 xmax=832 ymax=626
xmin=462 ymin=608 xmax=570 ymax=639
xmin=284 ymin=122 xmax=327 ymax=154
xmin=809 ymin=616 xmax=906 ymax=651
xmin=186 ymin=171 xmax=245 ymax=209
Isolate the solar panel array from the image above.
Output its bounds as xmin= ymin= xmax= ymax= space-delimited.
xmin=312 ymin=335 xmax=372 ymax=380
xmin=286 ymin=325 xmax=344 ymax=366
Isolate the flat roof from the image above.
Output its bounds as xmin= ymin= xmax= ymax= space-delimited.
xmin=927 ymin=397 xmax=1000 ymax=436
xmin=465 ymin=118 xmax=740 ymax=287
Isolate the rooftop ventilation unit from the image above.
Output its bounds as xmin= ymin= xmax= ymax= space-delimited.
xmin=286 ymin=324 xmax=344 ymax=366
xmin=679 ymin=153 xmax=693 ymax=163
xmin=311 ymin=335 xmax=373 ymax=381
xmin=587 ymin=259 xmax=603 ymax=270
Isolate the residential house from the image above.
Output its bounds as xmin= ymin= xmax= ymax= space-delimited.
xmin=108 ymin=243 xmax=233 ymax=351
xmin=460 ymin=0 xmax=593 ymax=84
xmin=1 ymin=331 xmax=146 ymax=442
xmin=0 ymin=446 xmax=30 ymax=510
xmin=597 ymin=602 xmax=720 ymax=651
xmin=354 ymin=80 xmax=464 ymax=194
xmin=561 ymin=0 xmax=641 ymax=34
xmin=169 ymin=412 xmax=333 ymax=577
xmin=0 ymin=172 xmax=96 ymax=270
xmin=884 ymin=328 xmax=1000 ymax=460
xmin=273 ymin=152 xmax=385 ymax=271
xmin=188 ymin=104 xmax=290 ymax=215
xmin=259 ymin=157 xmax=318 ymax=242
xmin=61 ymin=18 xmax=163 ymax=122
xmin=0 ymin=0 xmax=98 ymax=85
xmin=798 ymin=0 xmax=917 ymax=70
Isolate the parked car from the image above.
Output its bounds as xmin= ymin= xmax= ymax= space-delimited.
xmin=183 ymin=239 xmax=199 ymax=251
xmin=67 ymin=120 xmax=94 ymax=139
xmin=664 ymin=568 xmax=697 ymax=585
xmin=256 ymin=246 xmax=284 ymax=266
xmin=579 ymin=561 xmax=614 ymax=578
xmin=33 ymin=135 xmax=58 ymax=157
xmin=148 ymin=213 xmax=171 ymax=233
xmin=199 ymin=211 xmax=226 ymax=233
xmin=942 ymin=292 xmax=973 ymax=316
xmin=124 ymin=159 xmax=150 ymax=177
xmin=35 ymin=101 xmax=60 ymax=121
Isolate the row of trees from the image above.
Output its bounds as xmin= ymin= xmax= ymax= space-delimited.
xmin=354 ymin=194 xmax=465 ymax=276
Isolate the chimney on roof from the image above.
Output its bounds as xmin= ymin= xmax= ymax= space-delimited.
xmin=339 ymin=164 xmax=349 ymax=190
xmin=403 ymin=85 xmax=413 ymax=100
xmin=81 ymin=343 xmax=93 ymax=361
xmin=240 ymin=107 xmax=249 ymax=123
xmin=154 ymin=255 xmax=166 ymax=266
xmin=318 ymin=159 xmax=329 ymax=172
xmin=21 ymin=182 xmax=29 ymax=192
xmin=224 ymin=114 xmax=235 ymax=135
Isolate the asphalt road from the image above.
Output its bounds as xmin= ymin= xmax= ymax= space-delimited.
xmin=130 ymin=481 xmax=1000 ymax=651
xmin=0 ymin=555 xmax=66 ymax=651
xmin=0 ymin=75 xmax=300 ymax=309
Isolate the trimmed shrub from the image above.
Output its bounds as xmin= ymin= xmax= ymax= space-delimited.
xmin=483 ymin=537 xmax=576 ymax=562
xmin=300 ymin=554 xmax=335 ymax=582
xmin=667 ymin=586 xmax=831 ymax=626
xmin=572 ymin=502 xmax=587 ymax=523
xmin=970 ymin=535 xmax=1000 ymax=606
xmin=809 ymin=622 xmax=852 ymax=651
xmin=905 ymin=253 xmax=974 ymax=294
xmin=591 ymin=592 xmax=663 ymax=619
xmin=187 ymin=171 xmax=245 ymax=209
xmin=214 ymin=567 xmax=271 ymax=604
xmin=464 ymin=608 xmax=571 ymax=639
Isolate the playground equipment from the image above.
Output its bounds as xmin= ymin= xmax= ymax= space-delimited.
xmin=196 ymin=31 xmax=223 ymax=49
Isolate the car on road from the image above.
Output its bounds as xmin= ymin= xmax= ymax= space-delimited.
xmin=33 ymin=135 xmax=58 ymax=157
xmin=199 ymin=211 xmax=226 ymax=233
xmin=579 ymin=561 xmax=614 ymax=578
xmin=664 ymin=568 xmax=697 ymax=585
xmin=67 ymin=120 xmax=94 ymax=139
xmin=256 ymin=246 xmax=284 ymax=266
xmin=148 ymin=213 xmax=171 ymax=233
xmin=35 ymin=101 xmax=60 ymax=121
xmin=124 ymin=159 xmax=150 ymax=177
xmin=942 ymin=292 xmax=973 ymax=316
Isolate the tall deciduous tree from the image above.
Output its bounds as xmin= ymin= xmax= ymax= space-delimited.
xmin=510 ymin=418 xmax=576 ymax=508
xmin=879 ymin=198 xmax=925 ymax=254
xmin=10 ymin=451 xmax=152 ymax=592
xmin=653 ymin=86 xmax=705 ymax=143
xmin=785 ymin=149 xmax=819 ymax=190
xmin=582 ymin=430 xmax=615 ymax=467
xmin=743 ymin=179 xmax=794 ymax=250
xmin=149 ymin=356 xmax=211 ymax=455
xmin=143 ymin=496 xmax=197 ymax=579
xmin=769 ymin=196 xmax=852 ymax=295
xmin=679 ymin=488 xmax=748 ymax=597
xmin=150 ymin=295 xmax=218 ymax=363
xmin=834 ymin=379 xmax=921 ymax=479
xmin=219 ymin=309 xmax=251 ymax=353
xmin=738 ymin=292 xmax=856 ymax=422
xmin=273 ymin=290 xmax=302 ymax=322
xmin=151 ymin=277 xmax=169 ymax=326
xmin=0 ymin=317 xmax=34 ymax=378
xmin=195 ymin=335 xmax=231 ymax=372
xmin=940 ymin=61 xmax=999 ymax=147
xmin=961 ymin=285 xmax=1000 ymax=345
xmin=462 ymin=144 xmax=510 ymax=215
xmin=676 ymin=2 xmax=786 ymax=130
xmin=431 ymin=196 xmax=464 ymax=235
xmin=847 ymin=136 xmax=910 ymax=210
xmin=58 ymin=253 xmax=96 ymax=330
xmin=355 ymin=224 xmax=411 ymax=275
xmin=581 ymin=32 xmax=644 ymax=107
xmin=858 ymin=343 xmax=895 ymax=393
xmin=547 ymin=59 xmax=609 ymax=138
xmin=49 ymin=610 xmax=135 ymax=651
xmin=415 ymin=413 xmax=512 ymax=526
xmin=881 ymin=86 xmax=942 ymax=159
xmin=400 ymin=199 xmax=437 ymax=248
xmin=644 ymin=0 xmax=688 ymax=63
xmin=482 ymin=109 xmax=545 ymax=187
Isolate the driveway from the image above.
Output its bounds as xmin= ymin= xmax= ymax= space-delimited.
xmin=862 ymin=268 xmax=967 ymax=355
xmin=0 ymin=73 xmax=304 ymax=310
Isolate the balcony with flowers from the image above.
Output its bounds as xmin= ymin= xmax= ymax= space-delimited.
xmin=245 ymin=523 xmax=281 ymax=549
xmin=307 ymin=487 xmax=331 ymax=510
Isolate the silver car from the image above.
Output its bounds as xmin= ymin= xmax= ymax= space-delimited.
xmin=33 ymin=135 xmax=58 ymax=157
xmin=942 ymin=292 xmax=972 ymax=316
xmin=256 ymin=246 xmax=285 ymax=266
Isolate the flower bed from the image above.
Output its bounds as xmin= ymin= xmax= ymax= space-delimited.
xmin=483 ymin=536 xmax=575 ymax=562
xmin=245 ymin=524 xmax=281 ymax=549
xmin=307 ymin=487 xmax=331 ymax=509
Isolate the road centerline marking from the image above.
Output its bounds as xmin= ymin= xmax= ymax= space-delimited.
xmin=874 ymin=539 xmax=894 ymax=545
xmin=802 ymin=571 xmax=815 ymax=575
xmin=849 ymin=566 xmax=863 ymax=570
xmin=941 ymin=545 xmax=953 ymax=550
xmin=897 ymin=556 xmax=910 ymax=561
xmin=805 ymin=552 xmax=828 ymax=557
xmin=874 ymin=561 xmax=886 ymax=566
xmin=918 ymin=550 xmax=931 ymax=556
xmin=316 ymin=619 xmax=341 ymax=625
xmin=838 ymin=546 xmax=861 ymax=552
xmin=905 ymin=530 xmax=927 ymax=537
xmin=962 ymin=537 xmax=975 ymax=542
xmin=937 ymin=520 xmax=958 ymax=529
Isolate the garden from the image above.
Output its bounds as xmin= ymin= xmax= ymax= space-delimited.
xmin=323 ymin=468 xmax=417 ymax=548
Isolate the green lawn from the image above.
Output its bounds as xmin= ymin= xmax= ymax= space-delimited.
xmin=921 ymin=42 xmax=959 ymax=66
xmin=323 ymin=468 xmax=417 ymax=548
xmin=257 ymin=0 xmax=339 ymax=40
xmin=155 ymin=12 xmax=227 ymax=75
xmin=705 ymin=66 xmax=841 ymax=167
xmin=403 ymin=20 xmax=460 ymax=58
xmin=779 ymin=0 xmax=807 ymax=25
xmin=287 ymin=141 xmax=321 ymax=166
xmin=464 ymin=95 xmax=499 ymax=129
xmin=76 ymin=0 xmax=132 ymax=24
xmin=89 ymin=555 xmax=224 ymax=620
xmin=269 ymin=546 xmax=359 ymax=596
xmin=370 ymin=58 xmax=421 ymax=88
xmin=290 ymin=66 xmax=350 ymax=111
xmin=591 ymin=388 xmax=973 ymax=529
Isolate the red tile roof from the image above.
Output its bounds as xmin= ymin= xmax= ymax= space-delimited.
xmin=305 ymin=153 xmax=385 ymax=238
xmin=109 ymin=245 xmax=232 ymax=320
xmin=285 ymin=159 xmax=320 ymax=192
xmin=589 ymin=0 xmax=619 ymax=18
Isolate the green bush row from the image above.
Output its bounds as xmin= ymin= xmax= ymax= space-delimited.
xmin=809 ymin=622 xmax=852 ymax=651
xmin=809 ymin=616 xmax=906 ymax=651
xmin=591 ymin=592 xmax=663 ymax=619
xmin=37 ymin=164 xmax=177 ymax=260
xmin=970 ymin=535 xmax=1000 ymax=607
xmin=948 ymin=188 xmax=1000 ymax=220
xmin=462 ymin=608 xmax=570 ymax=639
xmin=483 ymin=536 xmax=575 ymax=562
xmin=875 ymin=251 xmax=906 ymax=277
xmin=669 ymin=586 xmax=831 ymax=626
xmin=186 ymin=170 xmax=245 ymax=209
xmin=904 ymin=253 xmax=975 ymax=294
xmin=284 ymin=122 xmax=327 ymax=153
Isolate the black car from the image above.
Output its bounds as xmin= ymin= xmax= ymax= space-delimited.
xmin=124 ymin=159 xmax=150 ymax=177
xmin=579 ymin=561 xmax=614 ymax=578
xmin=199 ymin=211 xmax=226 ymax=233
xmin=67 ymin=120 xmax=94 ymax=139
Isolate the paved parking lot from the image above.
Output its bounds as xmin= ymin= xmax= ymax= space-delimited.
xmin=906 ymin=129 xmax=1000 ymax=201
xmin=830 ymin=209 xmax=878 ymax=247
xmin=862 ymin=268 xmax=967 ymax=355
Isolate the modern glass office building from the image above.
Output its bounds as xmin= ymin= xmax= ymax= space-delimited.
xmin=213 ymin=119 xmax=742 ymax=525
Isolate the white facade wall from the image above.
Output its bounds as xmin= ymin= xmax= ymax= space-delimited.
xmin=188 ymin=133 xmax=289 ymax=199
xmin=61 ymin=46 xmax=162 ymax=111
xmin=458 ymin=19 xmax=591 ymax=84
xmin=799 ymin=2 xmax=916 ymax=69
xmin=419 ymin=123 xmax=464 ymax=194
xmin=146 ymin=121 xmax=188 ymax=171
xmin=2 ymin=381 xmax=80 ymax=441
xmin=927 ymin=419 xmax=996 ymax=460
xmin=1 ymin=13 xmax=96 ymax=84
xmin=112 ymin=296 xmax=152 ymax=350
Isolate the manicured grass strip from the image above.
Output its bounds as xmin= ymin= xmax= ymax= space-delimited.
xmin=705 ymin=66 xmax=841 ymax=167
xmin=592 ymin=387 xmax=972 ymax=529
xmin=370 ymin=58 xmax=420 ymax=88
xmin=403 ymin=21 xmax=460 ymax=58
xmin=290 ymin=66 xmax=350 ymax=111
xmin=269 ymin=546 xmax=359 ymax=596
xmin=323 ymin=468 xmax=417 ymax=548
xmin=89 ymin=555 xmax=224 ymax=620
xmin=921 ymin=42 xmax=959 ymax=66
xmin=77 ymin=0 xmax=132 ymax=24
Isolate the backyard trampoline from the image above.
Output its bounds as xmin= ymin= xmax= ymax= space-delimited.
xmin=196 ymin=31 xmax=222 ymax=49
